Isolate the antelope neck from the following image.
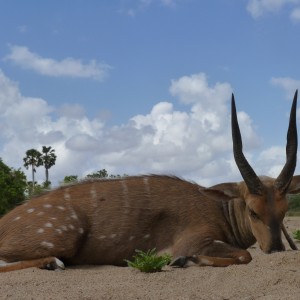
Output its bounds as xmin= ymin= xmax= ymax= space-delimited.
xmin=222 ymin=198 xmax=256 ymax=249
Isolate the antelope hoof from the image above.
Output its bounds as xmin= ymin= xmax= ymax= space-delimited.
xmin=170 ymin=256 xmax=188 ymax=267
xmin=43 ymin=258 xmax=65 ymax=271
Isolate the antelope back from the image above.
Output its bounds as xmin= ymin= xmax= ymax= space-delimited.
xmin=0 ymin=176 xmax=216 ymax=265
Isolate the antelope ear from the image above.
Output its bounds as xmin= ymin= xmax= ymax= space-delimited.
xmin=287 ymin=175 xmax=300 ymax=194
xmin=207 ymin=182 xmax=240 ymax=198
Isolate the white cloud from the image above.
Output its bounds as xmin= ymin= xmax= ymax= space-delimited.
xmin=4 ymin=45 xmax=111 ymax=81
xmin=122 ymin=0 xmax=177 ymax=17
xmin=160 ymin=0 xmax=176 ymax=7
xmin=247 ymin=0 xmax=300 ymax=18
xmin=139 ymin=0 xmax=177 ymax=7
xmin=57 ymin=104 xmax=86 ymax=119
xmin=169 ymin=73 xmax=231 ymax=105
xmin=290 ymin=7 xmax=300 ymax=20
xmin=270 ymin=76 xmax=300 ymax=98
xmin=18 ymin=25 xmax=28 ymax=34
xmin=0 ymin=69 xmax=268 ymax=187
xmin=257 ymin=146 xmax=287 ymax=177
xmin=66 ymin=134 xmax=100 ymax=152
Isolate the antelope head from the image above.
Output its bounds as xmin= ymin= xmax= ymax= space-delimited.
xmin=232 ymin=91 xmax=298 ymax=253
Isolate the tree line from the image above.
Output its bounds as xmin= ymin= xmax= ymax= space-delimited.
xmin=0 ymin=145 xmax=124 ymax=215
xmin=1 ymin=147 xmax=300 ymax=217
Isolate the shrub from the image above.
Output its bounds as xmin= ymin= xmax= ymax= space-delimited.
xmin=293 ymin=230 xmax=300 ymax=241
xmin=0 ymin=159 xmax=27 ymax=215
xmin=125 ymin=248 xmax=172 ymax=273
xmin=287 ymin=194 xmax=300 ymax=216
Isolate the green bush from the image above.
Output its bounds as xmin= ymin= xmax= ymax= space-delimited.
xmin=125 ymin=248 xmax=172 ymax=273
xmin=287 ymin=194 xmax=300 ymax=216
xmin=0 ymin=159 xmax=27 ymax=215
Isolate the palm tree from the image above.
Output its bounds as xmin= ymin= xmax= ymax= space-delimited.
xmin=23 ymin=149 xmax=43 ymax=191
xmin=41 ymin=146 xmax=57 ymax=187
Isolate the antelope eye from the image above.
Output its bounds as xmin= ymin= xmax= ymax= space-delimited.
xmin=249 ymin=209 xmax=259 ymax=220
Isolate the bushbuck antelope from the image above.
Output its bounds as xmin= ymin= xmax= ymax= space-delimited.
xmin=0 ymin=93 xmax=299 ymax=272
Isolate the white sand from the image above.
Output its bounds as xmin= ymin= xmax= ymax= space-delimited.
xmin=0 ymin=217 xmax=299 ymax=300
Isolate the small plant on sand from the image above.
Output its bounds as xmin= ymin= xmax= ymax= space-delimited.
xmin=125 ymin=248 xmax=172 ymax=273
xmin=293 ymin=230 xmax=300 ymax=241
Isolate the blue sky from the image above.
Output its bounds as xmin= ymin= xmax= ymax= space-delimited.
xmin=1 ymin=0 xmax=300 ymax=186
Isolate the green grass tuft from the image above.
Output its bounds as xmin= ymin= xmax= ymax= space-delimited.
xmin=293 ymin=230 xmax=300 ymax=241
xmin=125 ymin=248 xmax=172 ymax=273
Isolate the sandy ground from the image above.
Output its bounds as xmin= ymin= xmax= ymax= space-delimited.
xmin=0 ymin=217 xmax=299 ymax=300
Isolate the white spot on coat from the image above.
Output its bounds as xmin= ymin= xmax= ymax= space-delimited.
xmin=64 ymin=192 xmax=71 ymax=200
xmin=121 ymin=181 xmax=129 ymax=212
xmin=238 ymin=256 xmax=246 ymax=262
xmin=61 ymin=225 xmax=68 ymax=231
xmin=13 ymin=216 xmax=21 ymax=221
xmin=37 ymin=228 xmax=45 ymax=234
xmin=45 ymin=222 xmax=53 ymax=228
xmin=143 ymin=234 xmax=150 ymax=239
xmin=129 ymin=236 xmax=135 ymax=241
xmin=41 ymin=241 xmax=54 ymax=249
xmin=110 ymin=234 xmax=117 ymax=239
xmin=68 ymin=224 xmax=75 ymax=230
xmin=37 ymin=211 xmax=45 ymax=216
xmin=27 ymin=208 xmax=35 ymax=213
xmin=99 ymin=235 xmax=106 ymax=239
xmin=56 ymin=206 xmax=65 ymax=211
xmin=90 ymin=189 xmax=97 ymax=199
xmin=78 ymin=228 xmax=84 ymax=234
xmin=71 ymin=213 xmax=78 ymax=220
xmin=143 ymin=177 xmax=150 ymax=193
xmin=43 ymin=204 xmax=52 ymax=209
xmin=121 ymin=180 xmax=128 ymax=193
xmin=214 ymin=240 xmax=224 ymax=244
xmin=56 ymin=229 xmax=63 ymax=234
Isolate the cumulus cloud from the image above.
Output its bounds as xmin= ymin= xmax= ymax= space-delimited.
xmin=56 ymin=104 xmax=86 ymax=119
xmin=247 ymin=0 xmax=300 ymax=19
xmin=4 ymin=45 xmax=111 ymax=81
xmin=0 ymin=69 xmax=272 ymax=187
xmin=169 ymin=73 xmax=231 ymax=105
xmin=66 ymin=134 xmax=100 ymax=152
xmin=270 ymin=76 xmax=300 ymax=98
xmin=257 ymin=146 xmax=287 ymax=177
xmin=129 ymin=73 xmax=261 ymax=183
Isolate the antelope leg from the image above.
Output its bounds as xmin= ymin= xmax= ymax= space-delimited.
xmin=171 ymin=255 xmax=249 ymax=267
xmin=171 ymin=240 xmax=252 ymax=268
xmin=282 ymin=224 xmax=298 ymax=250
xmin=0 ymin=257 xmax=65 ymax=272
